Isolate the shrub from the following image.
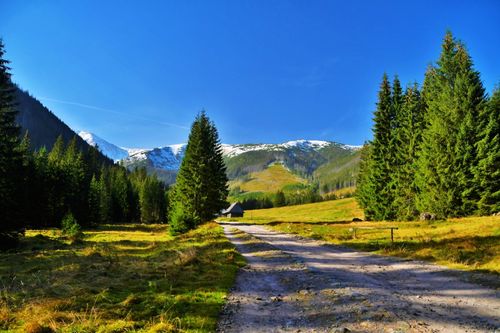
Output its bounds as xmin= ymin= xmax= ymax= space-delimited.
xmin=61 ymin=212 xmax=82 ymax=240
xmin=169 ymin=204 xmax=200 ymax=235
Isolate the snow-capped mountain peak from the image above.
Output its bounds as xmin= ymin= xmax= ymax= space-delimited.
xmin=78 ymin=131 xmax=129 ymax=161
xmin=79 ymin=131 xmax=361 ymax=177
xmin=78 ymin=131 xmax=187 ymax=170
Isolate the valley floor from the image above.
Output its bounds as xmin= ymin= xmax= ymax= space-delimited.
xmin=218 ymin=222 xmax=500 ymax=333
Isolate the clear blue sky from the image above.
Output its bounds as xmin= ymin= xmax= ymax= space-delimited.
xmin=1 ymin=1 xmax=499 ymax=147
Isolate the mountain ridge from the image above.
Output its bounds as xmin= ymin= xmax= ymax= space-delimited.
xmin=79 ymin=131 xmax=362 ymax=191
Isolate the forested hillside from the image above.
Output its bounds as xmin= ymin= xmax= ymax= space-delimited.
xmin=15 ymin=87 xmax=92 ymax=152
xmin=225 ymin=141 xmax=361 ymax=208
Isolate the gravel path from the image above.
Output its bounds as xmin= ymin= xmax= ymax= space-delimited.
xmin=217 ymin=222 xmax=500 ymax=333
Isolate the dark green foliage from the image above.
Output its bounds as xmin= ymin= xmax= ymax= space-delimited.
xmin=231 ymin=184 xmax=324 ymax=210
xmin=416 ymin=31 xmax=486 ymax=218
xmin=61 ymin=212 xmax=82 ymax=239
xmin=475 ymin=88 xmax=500 ymax=214
xmin=0 ymin=39 xmax=24 ymax=246
xmin=88 ymin=175 xmax=101 ymax=226
xmin=273 ymin=190 xmax=286 ymax=207
xmin=170 ymin=112 xmax=228 ymax=233
xmin=357 ymin=31 xmax=494 ymax=221
xmin=169 ymin=201 xmax=199 ymax=235
xmin=357 ymin=74 xmax=397 ymax=221
xmin=391 ymin=84 xmax=424 ymax=220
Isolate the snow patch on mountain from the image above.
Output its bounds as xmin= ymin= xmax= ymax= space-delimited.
xmin=78 ymin=131 xmax=129 ymax=161
xmin=80 ymin=130 xmax=359 ymax=172
xmin=342 ymin=144 xmax=363 ymax=151
xmin=221 ymin=140 xmax=341 ymax=157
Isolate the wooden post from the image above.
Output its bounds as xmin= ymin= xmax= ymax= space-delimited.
xmin=391 ymin=228 xmax=394 ymax=243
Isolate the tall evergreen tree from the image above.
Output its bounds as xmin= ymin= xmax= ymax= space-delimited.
xmin=88 ymin=175 xmax=101 ymax=226
xmin=391 ymin=83 xmax=424 ymax=219
xmin=0 ymin=39 xmax=23 ymax=247
xmin=169 ymin=111 xmax=228 ymax=234
xmin=360 ymin=74 xmax=396 ymax=220
xmin=475 ymin=88 xmax=500 ymax=214
xmin=416 ymin=31 xmax=486 ymax=217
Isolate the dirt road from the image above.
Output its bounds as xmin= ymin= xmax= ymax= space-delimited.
xmin=217 ymin=222 xmax=500 ymax=333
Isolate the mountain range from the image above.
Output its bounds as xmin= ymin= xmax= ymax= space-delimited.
xmin=78 ymin=131 xmax=362 ymax=193
xmin=13 ymin=86 xmax=361 ymax=194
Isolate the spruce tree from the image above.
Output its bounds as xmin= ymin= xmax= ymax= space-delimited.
xmin=416 ymin=32 xmax=486 ymax=217
xmin=0 ymin=39 xmax=23 ymax=247
xmin=98 ymin=167 xmax=112 ymax=224
xmin=475 ymin=88 xmax=500 ymax=214
xmin=88 ymin=175 xmax=101 ymax=225
xmin=365 ymin=74 xmax=395 ymax=220
xmin=169 ymin=111 xmax=228 ymax=234
xmin=391 ymin=83 xmax=424 ymax=219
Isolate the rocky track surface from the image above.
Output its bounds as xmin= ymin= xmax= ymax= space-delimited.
xmin=217 ymin=222 xmax=500 ymax=333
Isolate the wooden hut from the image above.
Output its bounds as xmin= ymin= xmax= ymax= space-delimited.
xmin=221 ymin=202 xmax=244 ymax=218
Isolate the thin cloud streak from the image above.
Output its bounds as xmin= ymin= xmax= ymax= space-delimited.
xmin=38 ymin=96 xmax=190 ymax=130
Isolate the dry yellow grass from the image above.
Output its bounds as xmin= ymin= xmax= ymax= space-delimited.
xmin=230 ymin=164 xmax=306 ymax=193
xmin=231 ymin=197 xmax=364 ymax=223
xmin=324 ymin=186 xmax=356 ymax=198
xmin=0 ymin=223 xmax=244 ymax=332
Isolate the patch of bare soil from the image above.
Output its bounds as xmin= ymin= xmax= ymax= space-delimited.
xmin=217 ymin=222 xmax=500 ymax=333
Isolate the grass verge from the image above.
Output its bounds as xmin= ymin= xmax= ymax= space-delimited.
xmin=0 ymin=222 xmax=245 ymax=332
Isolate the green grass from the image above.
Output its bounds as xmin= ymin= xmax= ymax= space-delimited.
xmin=222 ymin=198 xmax=500 ymax=276
xmin=0 ymin=223 xmax=245 ymax=333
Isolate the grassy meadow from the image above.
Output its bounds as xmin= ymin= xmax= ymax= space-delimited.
xmin=229 ymin=164 xmax=306 ymax=193
xmin=0 ymin=223 xmax=244 ymax=333
xmin=223 ymin=198 xmax=500 ymax=276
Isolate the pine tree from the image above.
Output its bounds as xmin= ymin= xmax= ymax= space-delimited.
xmin=391 ymin=83 xmax=424 ymax=219
xmin=88 ymin=175 xmax=101 ymax=226
xmin=48 ymin=135 xmax=65 ymax=162
xmin=98 ymin=167 xmax=112 ymax=224
xmin=169 ymin=111 xmax=228 ymax=234
xmin=475 ymin=88 xmax=500 ymax=214
xmin=273 ymin=190 xmax=286 ymax=207
xmin=416 ymin=31 xmax=486 ymax=217
xmin=363 ymin=74 xmax=395 ymax=220
xmin=0 ymin=39 xmax=24 ymax=247
xmin=63 ymin=136 xmax=87 ymax=225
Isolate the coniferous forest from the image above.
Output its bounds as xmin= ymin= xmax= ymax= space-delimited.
xmin=356 ymin=32 xmax=500 ymax=221
xmin=0 ymin=39 xmax=168 ymax=248
xmin=0 ymin=38 xmax=230 ymax=248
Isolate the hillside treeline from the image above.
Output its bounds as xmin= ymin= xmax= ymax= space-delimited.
xmin=357 ymin=32 xmax=499 ymax=220
xmin=0 ymin=40 xmax=168 ymax=248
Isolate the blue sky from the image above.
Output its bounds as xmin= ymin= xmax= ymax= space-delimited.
xmin=1 ymin=1 xmax=499 ymax=147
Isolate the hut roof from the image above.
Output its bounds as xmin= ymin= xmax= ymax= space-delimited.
xmin=223 ymin=202 xmax=243 ymax=214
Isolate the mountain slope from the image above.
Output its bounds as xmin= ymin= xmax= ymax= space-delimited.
xmin=15 ymin=87 xmax=93 ymax=152
xmin=230 ymin=163 xmax=307 ymax=193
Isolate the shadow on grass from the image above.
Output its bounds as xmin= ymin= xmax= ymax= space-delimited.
xmin=0 ymin=224 xmax=244 ymax=332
